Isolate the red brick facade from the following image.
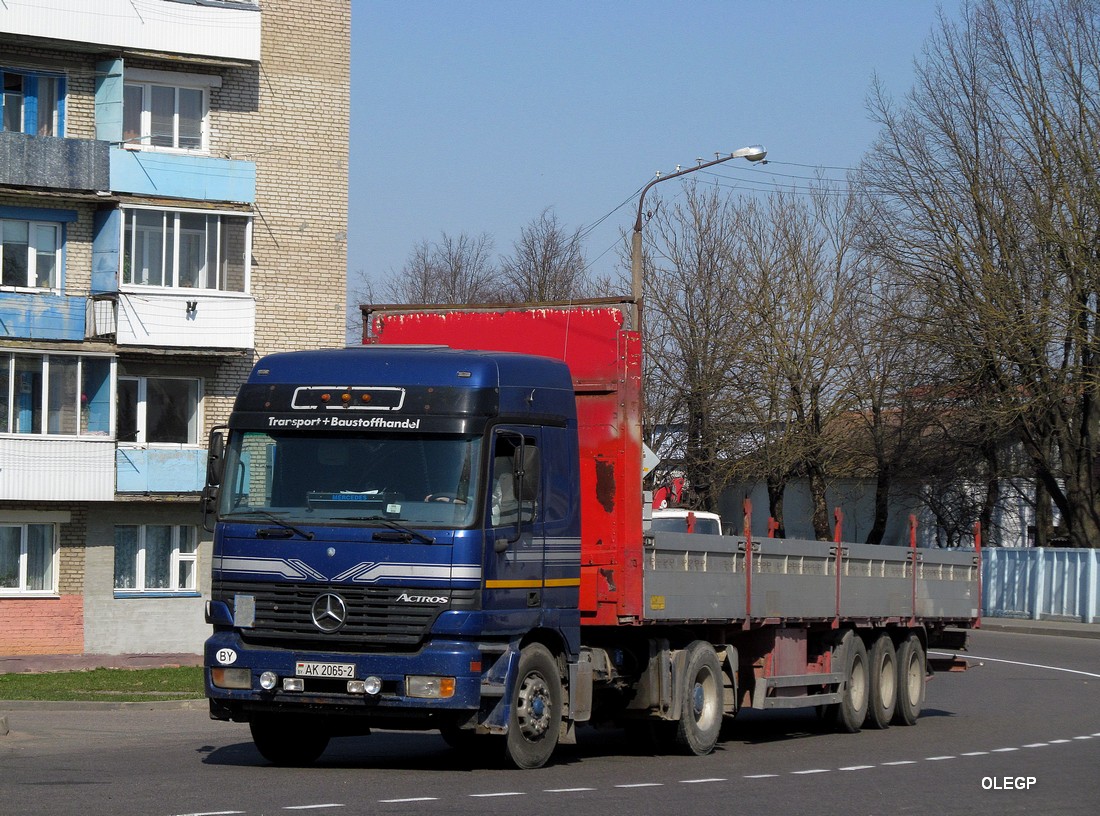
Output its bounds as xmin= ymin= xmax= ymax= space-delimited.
xmin=0 ymin=596 xmax=84 ymax=655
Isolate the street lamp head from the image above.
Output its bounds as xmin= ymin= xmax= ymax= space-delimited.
xmin=730 ymin=144 xmax=767 ymax=162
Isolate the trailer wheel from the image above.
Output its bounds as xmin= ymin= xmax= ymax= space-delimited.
xmin=504 ymin=643 xmax=562 ymax=769
xmin=249 ymin=715 xmax=329 ymax=766
xmin=674 ymin=641 xmax=723 ymax=756
xmin=865 ymin=633 xmax=897 ymax=729
xmin=825 ymin=630 xmax=869 ymax=733
xmin=892 ymin=633 xmax=925 ymax=726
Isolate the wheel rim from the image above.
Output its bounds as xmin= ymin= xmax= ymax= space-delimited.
xmin=691 ymin=665 xmax=719 ymax=728
xmin=850 ymin=655 xmax=868 ymax=710
xmin=904 ymin=651 xmax=921 ymax=704
xmin=880 ymin=653 xmax=897 ymax=709
xmin=516 ymin=671 xmax=553 ymax=742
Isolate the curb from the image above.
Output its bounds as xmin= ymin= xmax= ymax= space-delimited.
xmin=0 ymin=698 xmax=206 ymax=714
xmin=978 ymin=619 xmax=1100 ymax=640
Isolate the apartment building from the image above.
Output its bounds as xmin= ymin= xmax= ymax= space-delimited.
xmin=0 ymin=0 xmax=350 ymax=656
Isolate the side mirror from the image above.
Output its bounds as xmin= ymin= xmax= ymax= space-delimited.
xmin=514 ymin=446 xmax=540 ymax=502
xmin=201 ymin=484 xmax=219 ymax=533
xmin=207 ymin=427 xmax=226 ymax=487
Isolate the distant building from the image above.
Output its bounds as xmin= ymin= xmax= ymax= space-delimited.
xmin=0 ymin=0 xmax=349 ymax=656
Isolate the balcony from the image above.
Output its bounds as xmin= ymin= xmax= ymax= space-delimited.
xmin=116 ymin=447 xmax=207 ymax=494
xmin=0 ymin=0 xmax=260 ymax=64
xmin=0 ymin=132 xmax=109 ymax=193
xmin=0 ymin=292 xmax=87 ymax=342
xmin=87 ymin=291 xmax=255 ymax=350
xmin=110 ymin=147 xmax=255 ymax=204
xmin=0 ymin=438 xmax=115 ymax=501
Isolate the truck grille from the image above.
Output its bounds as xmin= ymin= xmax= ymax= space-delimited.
xmin=213 ymin=580 xmax=478 ymax=653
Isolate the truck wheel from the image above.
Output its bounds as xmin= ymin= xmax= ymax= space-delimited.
xmin=249 ymin=715 xmax=329 ymax=766
xmin=504 ymin=643 xmax=562 ymax=769
xmin=865 ymin=633 xmax=897 ymax=729
xmin=892 ymin=633 xmax=925 ymax=726
xmin=831 ymin=630 xmax=869 ymax=733
xmin=674 ymin=641 xmax=723 ymax=756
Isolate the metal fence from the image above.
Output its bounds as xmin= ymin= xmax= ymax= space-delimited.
xmin=982 ymin=547 xmax=1100 ymax=622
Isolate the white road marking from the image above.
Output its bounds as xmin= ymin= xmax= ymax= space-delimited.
xmin=926 ymin=756 xmax=955 ymax=760
xmin=470 ymin=792 xmax=525 ymax=798
xmin=680 ymin=778 xmax=726 ymax=784
xmin=283 ymin=807 xmax=344 ymax=811
xmin=992 ymin=747 xmax=1019 ymax=752
xmin=840 ymin=765 xmax=875 ymax=771
xmin=1049 ymin=739 xmax=1072 ymax=744
xmin=792 ymin=769 xmax=830 ymax=774
xmin=882 ymin=760 xmax=917 ymax=765
xmin=175 ymin=812 xmax=245 ymax=816
xmin=1023 ymin=743 xmax=1049 ymax=748
xmin=953 ymin=653 xmax=1100 ymax=679
xmin=545 ymin=788 xmax=596 ymax=793
xmin=1073 ymin=735 xmax=1093 ymax=740
xmin=616 ymin=783 xmax=664 ymax=788
xmin=744 ymin=774 xmax=779 ymax=778
xmin=960 ymin=751 xmax=989 ymax=756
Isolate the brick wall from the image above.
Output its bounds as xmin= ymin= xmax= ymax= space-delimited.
xmin=0 ymin=596 xmax=83 ymax=655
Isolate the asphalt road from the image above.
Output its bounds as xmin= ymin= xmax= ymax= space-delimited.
xmin=2 ymin=629 xmax=1099 ymax=816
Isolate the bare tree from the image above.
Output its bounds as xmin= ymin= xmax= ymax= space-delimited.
xmin=862 ymin=0 xmax=1100 ymax=547
xmin=739 ymin=186 xmax=861 ymax=540
xmin=641 ymin=183 xmax=752 ymax=511
xmin=499 ymin=209 xmax=590 ymax=301
xmin=383 ymin=232 xmax=501 ymax=304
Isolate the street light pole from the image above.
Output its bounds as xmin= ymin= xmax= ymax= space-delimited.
xmin=629 ymin=145 xmax=767 ymax=325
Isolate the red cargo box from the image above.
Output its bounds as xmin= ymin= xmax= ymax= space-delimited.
xmin=366 ymin=301 xmax=644 ymax=626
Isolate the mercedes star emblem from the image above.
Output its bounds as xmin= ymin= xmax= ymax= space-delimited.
xmin=310 ymin=593 xmax=348 ymax=632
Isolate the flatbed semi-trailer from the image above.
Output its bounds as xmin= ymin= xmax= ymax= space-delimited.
xmin=203 ymin=300 xmax=978 ymax=768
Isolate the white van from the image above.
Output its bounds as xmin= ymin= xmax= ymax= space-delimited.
xmin=648 ymin=508 xmax=723 ymax=536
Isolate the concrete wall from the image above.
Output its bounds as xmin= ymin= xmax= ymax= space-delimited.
xmin=82 ymin=502 xmax=211 ymax=655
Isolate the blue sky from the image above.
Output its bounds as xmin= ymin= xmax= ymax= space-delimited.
xmin=349 ymin=1 xmax=961 ymax=296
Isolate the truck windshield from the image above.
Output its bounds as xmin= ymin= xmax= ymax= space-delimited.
xmin=218 ymin=430 xmax=482 ymax=528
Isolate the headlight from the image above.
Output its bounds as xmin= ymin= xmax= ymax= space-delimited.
xmin=406 ymin=676 xmax=455 ymax=699
xmin=211 ymin=667 xmax=251 ymax=689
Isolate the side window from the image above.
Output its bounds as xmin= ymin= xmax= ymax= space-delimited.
xmin=490 ymin=432 xmax=540 ymax=527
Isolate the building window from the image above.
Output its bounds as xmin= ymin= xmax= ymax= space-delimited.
xmin=114 ymin=525 xmax=197 ymax=592
xmin=121 ymin=208 xmax=250 ymax=292
xmin=0 ymin=523 xmax=57 ymax=595
xmin=0 ymin=353 xmax=112 ymax=437
xmin=1 ymin=218 xmax=61 ymax=289
xmin=117 ymin=376 xmax=200 ymax=446
xmin=1 ymin=69 xmax=64 ymax=136
xmin=123 ymin=82 xmax=205 ymax=150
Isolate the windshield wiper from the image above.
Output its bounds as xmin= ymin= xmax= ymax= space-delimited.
xmin=233 ymin=510 xmax=315 ymax=541
xmin=363 ymin=516 xmax=435 ymax=545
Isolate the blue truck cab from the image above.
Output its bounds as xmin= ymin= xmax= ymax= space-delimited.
xmin=203 ymin=345 xmax=582 ymax=768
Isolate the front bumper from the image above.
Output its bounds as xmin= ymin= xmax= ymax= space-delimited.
xmin=204 ymin=631 xmax=487 ymax=717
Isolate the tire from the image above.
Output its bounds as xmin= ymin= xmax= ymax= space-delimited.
xmin=830 ymin=630 xmax=869 ymax=733
xmin=865 ymin=633 xmax=897 ymax=729
xmin=673 ymin=641 xmax=723 ymax=756
xmin=504 ymin=643 xmax=562 ymax=769
xmin=249 ymin=714 xmax=330 ymax=766
xmin=892 ymin=632 xmax=925 ymax=726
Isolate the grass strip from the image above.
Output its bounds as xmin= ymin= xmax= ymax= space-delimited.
xmin=0 ymin=667 xmax=204 ymax=702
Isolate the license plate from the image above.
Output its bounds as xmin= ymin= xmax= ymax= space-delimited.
xmin=295 ymin=661 xmax=355 ymax=678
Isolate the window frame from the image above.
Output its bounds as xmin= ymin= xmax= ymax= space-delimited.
xmin=1 ymin=216 xmax=63 ymax=291
xmin=113 ymin=524 xmax=198 ymax=595
xmin=0 ymin=67 xmax=65 ymax=137
xmin=0 ymin=522 xmax=59 ymax=597
xmin=0 ymin=352 xmax=114 ymax=438
xmin=116 ymin=374 xmax=203 ymax=448
xmin=122 ymin=79 xmax=208 ymax=152
xmin=120 ymin=205 xmax=252 ymax=294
